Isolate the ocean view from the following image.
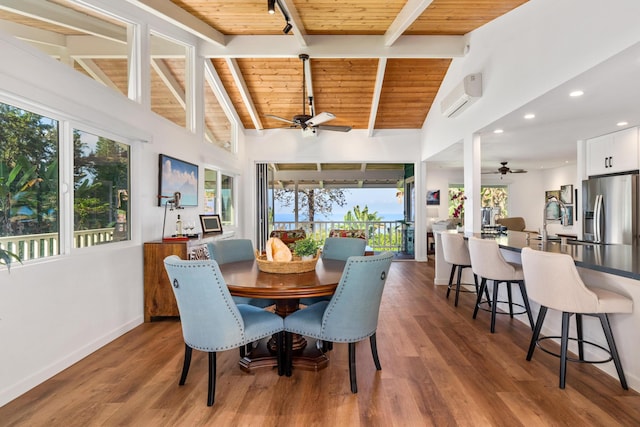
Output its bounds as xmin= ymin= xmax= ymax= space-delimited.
xmin=274 ymin=212 xmax=404 ymax=222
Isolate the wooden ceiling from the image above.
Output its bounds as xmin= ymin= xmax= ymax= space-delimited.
xmin=0 ymin=0 xmax=528 ymax=133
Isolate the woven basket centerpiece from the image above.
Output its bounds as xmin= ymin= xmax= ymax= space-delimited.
xmin=256 ymin=251 xmax=319 ymax=274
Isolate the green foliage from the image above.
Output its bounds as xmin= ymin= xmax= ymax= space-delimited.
xmin=274 ymin=188 xmax=347 ymax=221
xmin=449 ymin=186 xmax=509 ymax=220
xmin=0 ymin=247 xmax=21 ymax=273
xmin=293 ymin=237 xmax=320 ymax=257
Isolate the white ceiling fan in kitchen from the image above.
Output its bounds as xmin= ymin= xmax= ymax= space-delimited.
xmin=265 ymin=54 xmax=352 ymax=137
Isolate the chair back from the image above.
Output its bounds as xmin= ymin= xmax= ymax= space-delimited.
xmin=321 ymin=252 xmax=394 ymax=341
xmin=468 ymin=236 xmax=517 ymax=279
xmin=440 ymin=232 xmax=471 ymax=265
xmin=269 ymin=229 xmax=306 ymax=248
xmin=321 ymin=237 xmax=367 ymax=261
xmin=163 ymin=255 xmax=246 ymax=351
xmin=329 ymin=229 xmax=367 ymax=239
xmin=496 ymin=217 xmax=526 ymax=231
xmin=521 ymin=247 xmax=599 ymax=313
xmin=207 ymin=239 xmax=255 ymax=265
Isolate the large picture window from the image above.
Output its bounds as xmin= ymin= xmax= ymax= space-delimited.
xmin=0 ymin=102 xmax=59 ymax=260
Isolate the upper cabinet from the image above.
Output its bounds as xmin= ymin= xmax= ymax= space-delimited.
xmin=586 ymin=127 xmax=639 ymax=176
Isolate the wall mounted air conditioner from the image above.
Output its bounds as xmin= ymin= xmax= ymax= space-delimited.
xmin=441 ymin=73 xmax=482 ymax=118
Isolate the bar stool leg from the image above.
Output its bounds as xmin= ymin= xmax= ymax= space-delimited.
xmin=559 ymin=312 xmax=571 ymax=389
xmin=527 ymin=306 xmax=547 ymax=360
xmin=518 ymin=281 xmax=535 ymax=330
xmin=454 ymin=265 xmax=464 ymax=306
xmin=576 ymin=314 xmax=584 ymax=360
xmin=598 ymin=313 xmax=629 ymax=390
xmin=490 ymin=280 xmax=500 ymax=333
xmin=506 ymin=282 xmax=514 ymax=318
xmin=473 ymin=278 xmax=487 ymax=319
xmin=446 ymin=264 xmax=457 ymax=299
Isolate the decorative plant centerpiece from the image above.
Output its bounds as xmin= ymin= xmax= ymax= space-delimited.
xmin=293 ymin=237 xmax=320 ymax=260
xmin=449 ymin=189 xmax=467 ymax=228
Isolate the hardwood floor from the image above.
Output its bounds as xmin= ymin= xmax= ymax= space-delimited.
xmin=2 ymin=259 xmax=639 ymax=426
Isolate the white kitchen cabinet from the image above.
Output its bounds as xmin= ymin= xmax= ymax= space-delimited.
xmin=586 ymin=127 xmax=639 ymax=176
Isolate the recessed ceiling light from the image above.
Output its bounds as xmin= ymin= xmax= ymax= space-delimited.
xmin=617 ymin=121 xmax=629 ymax=127
xmin=569 ymin=90 xmax=584 ymax=97
xmin=493 ymin=129 xmax=504 ymax=134
xmin=524 ymin=113 xmax=535 ymax=119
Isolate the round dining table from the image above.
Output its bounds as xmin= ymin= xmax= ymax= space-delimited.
xmin=218 ymin=257 xmax=346 ymax=372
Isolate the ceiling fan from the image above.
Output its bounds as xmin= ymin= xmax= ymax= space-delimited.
xmin=483 ymin=161 xmax=528 ymax=176
xmin=265 ymin=54 xmax=352 ymax=135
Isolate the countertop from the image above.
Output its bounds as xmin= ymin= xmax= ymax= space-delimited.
xmin=454 ymin=230 xmax=640 ymax=281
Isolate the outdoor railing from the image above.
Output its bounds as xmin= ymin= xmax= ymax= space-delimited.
xmin=271 ymin=220 xmax=413 ymax=254
xmin=0 ymin=220 xmax=415 ymax=262
xmin=0 ymin=228 xmax=114 ymax=261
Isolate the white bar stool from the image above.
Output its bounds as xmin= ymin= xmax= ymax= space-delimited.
xmin=468 ymin=236 xmax=534 ymax=333
xmin=440 ymin=232 xmax=478 ymax=306
xmin=521 ymin=247 xmax=632 ymax=389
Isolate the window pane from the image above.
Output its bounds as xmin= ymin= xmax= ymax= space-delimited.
xmin=150 ymin=33 xmax=187 ymax=128
xmin=204 ymin=71 xmax=233 ymax=151
xmin=73 ymin=130 xmax=130 ymax=247
xmin=0 ymin=102 xmax=59 ymax=260
xmin=221 ymin=174 xmax=234 ymax=226
xmin=204 ymin=168 xmax=217 ymax=213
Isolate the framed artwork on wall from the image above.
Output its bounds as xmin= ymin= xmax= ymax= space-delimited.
xmin=427 ymin=189 xmax=440 ymax=205
xmin=560 ymin=184 xmax=573 ymax=204
xmin=158 ymin=154 xmax=198 ymax=206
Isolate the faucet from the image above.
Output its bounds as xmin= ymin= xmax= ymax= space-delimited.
xmin=542 ymin=196 xmax=567 ymax=242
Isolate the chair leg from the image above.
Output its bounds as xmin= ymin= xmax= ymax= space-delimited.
xmin=559 ymin=312 xmax=570 ymax=389
xmin=473 ymin=273 xmax=480 ymax=294
xmin=490 ymin=280 xmax=499 ymax=333
xmin=527 ymin=306 xmax=547 ymax=360
xmin=576 ymin=314 xmax=584 ymax=360
xmin=454 ymin=265 xmax=464 ymax=307
xmin=179 ymin=344 xmax=192 ymax=385
xmin=207 ymin=352 xmax=217 ymax=406
xmin=598 ymin=313 xmax=629 ymax=390
xmin=473 ymin=278 xmax=487 ymax=319
xmin=370 ymin=333 xmax=382 ymax=371
xmin=506 ymin=282 xmax=514 ymax=318
xmin=446 ymin=264 xmax=456 ymax=299
xmin=518 ymin=281 xmax=535 ymax=330
xmin=348 ymin=342 xmax=357 ymax=393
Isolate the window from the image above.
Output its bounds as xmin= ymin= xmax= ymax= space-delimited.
xmin=0 ymin=102 xmax=59 ymax=260
xmin=204 ymin=67 xmax=233 ymax=152
xmin=204 ymin=168 xmax=236 ymax=228
xmin=150 ymin=33 xmax=187 ymax=128
xmin=73 ymin=130 xmax=130 ymax=247
xmin=221 ymin=174 xmax=235 ymax=226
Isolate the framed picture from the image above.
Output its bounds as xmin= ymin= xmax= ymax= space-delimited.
xmin=200 ymin=214 xmax=222 ymax=234
xmin=560 ymin=184 xmax=573 ymax=204
xmin=545 ymin=190 xmax=560 ymax=202
xmin=562 ymin=206 xmax=574 ymax=226
xmin=158 ymin=154 xmax=198 ymax=206
xmin=427 ymin=189 xmax=440 ymax=205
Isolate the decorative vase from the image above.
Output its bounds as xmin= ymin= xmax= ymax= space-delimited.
xmin=301 ymin=255 xmax=314 ymax=261
xmin=456 ymin=225 xmax=464 ymax=233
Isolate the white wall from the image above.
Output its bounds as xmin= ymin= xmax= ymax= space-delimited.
xmin=0 ymin=31 xmax=244 ymax=406
xmin=422 ymin=0 xmax=640 ymax=160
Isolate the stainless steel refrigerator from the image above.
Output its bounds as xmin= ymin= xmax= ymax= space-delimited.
xmin=582 ymin=173 xmax=638 ymax=244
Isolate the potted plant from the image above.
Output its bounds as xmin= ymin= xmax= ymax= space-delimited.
xmin=293 ymin=238 xmax=320 ymax=260
xmin=0 ymin=248 xmax=21 ymax=273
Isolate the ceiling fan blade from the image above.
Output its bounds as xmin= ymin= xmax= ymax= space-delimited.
xmin=265 ymin=114 xmax=296 ymax=125
xmin=317 ymin=124 xmax=352 ymax=132
xmin=481 ymin=171 xmax=500 ymax=174
xmin=510 ymin=169 xmax=527 ymax=173
xmin=305 ymin=112 xmax=336 ymax=126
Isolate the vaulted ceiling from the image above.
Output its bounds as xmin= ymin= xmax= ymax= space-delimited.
xmin=0 ymin=0 xmax=529 ymax=135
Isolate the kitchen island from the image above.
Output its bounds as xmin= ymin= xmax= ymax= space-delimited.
xmin=433 ymin=229 xmax=640 ymax=392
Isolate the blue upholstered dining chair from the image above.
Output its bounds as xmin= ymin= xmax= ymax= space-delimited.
xmin=299 ymin=237 xmax=367 ymax=307
xmin=284 ymin=252 xmax=394 ymax=393
xmin=163 ymin=255 xmax=285 ymax=406
xmin=207 ymin=239 xmax=275 ymax=308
